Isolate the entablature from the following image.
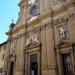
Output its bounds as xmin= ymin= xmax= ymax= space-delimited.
xmin=6 ymin=1 xmax=75 ymax=37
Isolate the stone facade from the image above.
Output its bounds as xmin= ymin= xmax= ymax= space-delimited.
xmin=0 ymin=0 xmax=75 ymax=75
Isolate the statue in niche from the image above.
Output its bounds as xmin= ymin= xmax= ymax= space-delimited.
xmin=12 ymin=41 xmax=16 ymax=51
xmin=58 ymin=25 xmax=66 ymax=38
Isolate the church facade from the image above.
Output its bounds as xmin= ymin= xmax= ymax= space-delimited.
xmin=1 ymin=0 xmax=75 ymax=75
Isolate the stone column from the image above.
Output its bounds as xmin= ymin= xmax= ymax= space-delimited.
xmin=56 ymin=48 xmax=62 ymax=75
xmin=40 ymin=24 xmax=56 ymax=75
xmin=46 ymin=24 xmax=56 ymax=75
xmin=18 ymin=36 xmax=25 ymax=75
xmin=14 ymin=37 xmax=20 ymax=75
xmin=41 ymin=25 xmax=48 ymax=70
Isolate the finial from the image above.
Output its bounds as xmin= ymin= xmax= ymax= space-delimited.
xmin=11 ymin=19 xmax=14 ymax=23
xmin=9 ymin=19 xmax=15 ymax=30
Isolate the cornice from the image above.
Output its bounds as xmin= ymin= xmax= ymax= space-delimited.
xmin=7 ymin=1 xmax=75 ymax=35
xmin=18 ymin=0 xmax=27 ymax=7
xmin=18 ymin=0 xmax=33 ymax=7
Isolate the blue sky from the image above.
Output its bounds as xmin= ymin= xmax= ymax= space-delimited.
xmin=0 ymin=0 xmax=19 ymax=44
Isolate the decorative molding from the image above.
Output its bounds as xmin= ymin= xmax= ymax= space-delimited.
xmin=57 ymin=0 xmax=67 ymax=3
xmin=55 ymin=40 xmax=73 ymax=49
xmin=24 ymin=33 xmax=40 ymax=49
xmin=6 ymin=1 xmax=75 ymax=35
xmin=25 ymin=46 xmax=40 ymax=53
xmin=54 ymin=17 xmax=68 ymax=26
xmin=7 ymin=17 xmax=69 ymax=41
xmin=8 ymin=54 xmax=16 ymax=62
xmin=42 ymin=65 xmax=55 ymax=70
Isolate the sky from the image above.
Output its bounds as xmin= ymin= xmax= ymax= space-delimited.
xmin=0 ymin=0 xmax=20 ymax=44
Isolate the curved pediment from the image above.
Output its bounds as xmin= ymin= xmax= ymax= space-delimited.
xmin=56 ymin=40 xmax=72 ymax=49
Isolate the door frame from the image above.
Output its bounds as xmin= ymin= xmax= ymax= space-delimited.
xmin=25 ymin=50 xmax=41 ymax=75
xmin=60 ymin=53 xmax=72 ymax=75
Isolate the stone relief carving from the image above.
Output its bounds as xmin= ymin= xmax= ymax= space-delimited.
xmin=54 ymin=17 xmax=67 ymax=25
xmin=25 ymin=33 xmax=40 ymax=46
xmin=31 ymin=34 xmax=40 ymax=43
